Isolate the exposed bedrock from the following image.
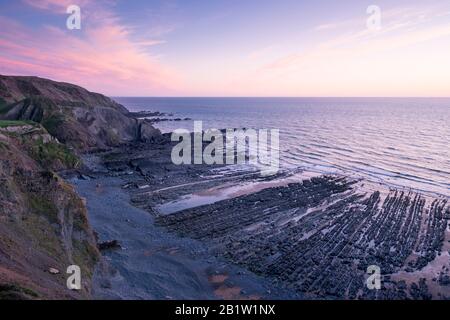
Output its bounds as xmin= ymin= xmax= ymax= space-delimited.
xmin=71 ymin=121 xmax=450 ymax=300
xmin=92 ymin=136 xmax=450 ymax=300
xmin=0 ymin=75 xmax=161 ymax=152
xmin=155 ymin=177 xmax=450 ymax=299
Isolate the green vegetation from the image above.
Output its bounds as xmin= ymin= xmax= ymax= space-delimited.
xmin=29 ymin=138 xmax=80 ymax=169
xmin=42 ymin=114 xmax=64 ymax=136
xmin=29 ymin=194 xmax=59 ymax=222
xmin=22 ymin=212 xmax=63 ymax=259
xmin=0 ymin=284 xmax=39 ymax=300
xmin=72 ymin=238 xmax=99 ymax=279
xmin=0 ymin=120 xmax=35 ymax=128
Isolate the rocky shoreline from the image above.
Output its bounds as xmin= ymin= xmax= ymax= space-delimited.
xmin=72 ymin=175 xmax=301 ymax=300
xmin=72 ymin=133 xmax=450 ymax=300
xmin=1 ymin=75 xmax=449 ymax=300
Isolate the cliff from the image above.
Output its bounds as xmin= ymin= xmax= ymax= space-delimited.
xmin=0 ymin=122 xmax=99 ymax=299
xmin=0 ymin=75 xmax=160 ymax=151
xmin=0 ymin=76 xmax=161 ymax=299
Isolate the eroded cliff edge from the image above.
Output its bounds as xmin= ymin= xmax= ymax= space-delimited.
xmin=0 ymin=75 xmax=160 ymax=151
xmin=0 ymin=75 xmax=161 ymax=299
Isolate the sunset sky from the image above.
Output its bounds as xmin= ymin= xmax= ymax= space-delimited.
xmin=1 ymin=0 xmax=450 ymax=96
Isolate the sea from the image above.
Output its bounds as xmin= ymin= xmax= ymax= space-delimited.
xmin=114 ymin=97 xmax=450 ymax=198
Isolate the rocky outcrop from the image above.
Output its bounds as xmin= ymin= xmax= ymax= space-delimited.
xmin=0 ymin=75 xmax=160 ymax=151
xmin=0 ymin=123 xmax=99 ymax=299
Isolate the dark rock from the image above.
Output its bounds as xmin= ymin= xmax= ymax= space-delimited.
xmin=98 ymin=240 xmax=121 ymax=251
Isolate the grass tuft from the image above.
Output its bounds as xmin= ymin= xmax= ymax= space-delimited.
xmin=29 ymin=138 xmax=80 ymax=169
xmin=0 ymin=120 xmax=35 ymax=128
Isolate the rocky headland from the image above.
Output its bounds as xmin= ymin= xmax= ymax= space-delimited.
xmin=0 ymin=75 xmax=160 ymax=151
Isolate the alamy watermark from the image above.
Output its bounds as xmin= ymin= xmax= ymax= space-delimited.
xmin=366 ymin=265 xmax=381 ymax=290
xmin=66 ymin=5 xmax=81 ymax=30
xmin=66 ymin=265 xmax=81 ymax=290
xmin=367 ymin=5 xmax=382 ymax=31
xmin=171 ymin=121 xmax=280 ymax=176
xmin=64 ymin=4 xmax=380 ymax=31
xmin=63 ymin=3 xmax=382 ymax=31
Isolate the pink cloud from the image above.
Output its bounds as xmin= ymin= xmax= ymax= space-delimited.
xmin=22 ymin=0 xmax=92 ymax=13
xmin=0 ymin=3 xmax=181 ymax=96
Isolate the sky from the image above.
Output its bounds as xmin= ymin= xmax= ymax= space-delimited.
xmin=1 ymin=0 xmax=450 ymax=97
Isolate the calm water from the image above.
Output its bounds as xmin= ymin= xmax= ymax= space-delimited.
xmin=115 ymin=97 xmax=450 ymax=197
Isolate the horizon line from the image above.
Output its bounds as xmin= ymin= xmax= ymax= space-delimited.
xmin=112 ymin=96 xmax=450 ymax=99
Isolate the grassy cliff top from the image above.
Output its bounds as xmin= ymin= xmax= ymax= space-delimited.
xmin=0 ymin=120 xmax=36 ymax=128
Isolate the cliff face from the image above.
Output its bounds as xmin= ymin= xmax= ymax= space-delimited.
xmin=0 ymin=76 xmax=163 ymax=299
xmin=0 ymin=123 xmax=99 ymax=299
xmin=0 ymin=75 xmax=160 ymax=151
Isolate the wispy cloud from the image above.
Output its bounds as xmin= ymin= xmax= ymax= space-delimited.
xmin=22 ymin=0 xmax=93 ymax=13
xmin=268 ymin=6 xmax=450 ymax=71
xmin=3 ymin=1 xmax=450 ymax=96
xmin=0 ymin=0 xmax=181 ymax=95
xmin=314 ymin=23 xmax=340 ymax=31
xmin=208 ymin=5 xmax=450 ymax=96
